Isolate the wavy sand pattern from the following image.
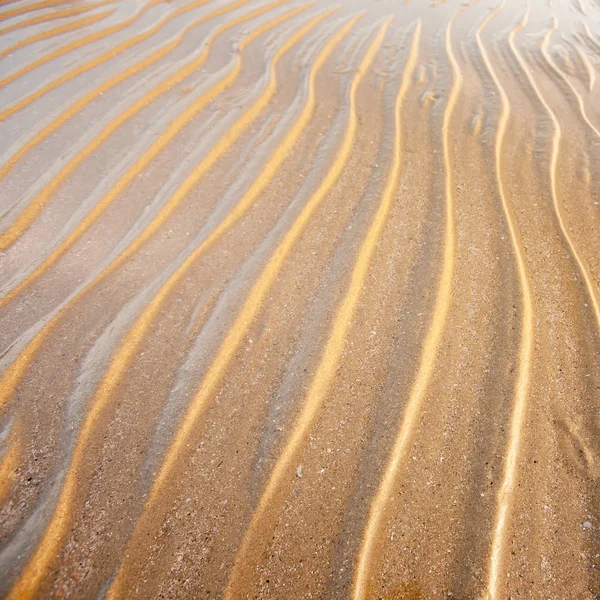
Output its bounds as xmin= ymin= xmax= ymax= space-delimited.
xmin=1 ymin=0 xmax=599 ymax=598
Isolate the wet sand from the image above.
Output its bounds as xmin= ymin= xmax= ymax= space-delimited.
xmin=0 ymin=0 xmax=599 ymax=597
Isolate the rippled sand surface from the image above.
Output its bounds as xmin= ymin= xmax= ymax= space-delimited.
xmin=1 ymin=0 xmax=599 ymax=597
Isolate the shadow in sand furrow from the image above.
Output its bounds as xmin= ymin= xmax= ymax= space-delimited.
xmin=0 ymin=0 xmax=165 ymax=102
xmin=0 ymin=0 xmax=92 ymax=22
xmin=0 ymin=1 xmax=306 ymax=315
xmin=0 ymin=1 xmax=313 ymax=422
xmin=0 ymin=0 xmax=255 ymax=256
xmin=101 ymin=17 xmax=388 ymax=600
xmin=0 ymin=0 xmax=115 ymax=38
xmin=515 ymin=15 xmax=600 ymax=332
xmin=351 ymin=9 xmax=461 ymax=598
xmin=0 ymin=6 xmax=114 ymax=61
xmin=0 ymin=9 xmax=350 ymax=600
xmin=474 ymin=5 xmax=534 ymax=599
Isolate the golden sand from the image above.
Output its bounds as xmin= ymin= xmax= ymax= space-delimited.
xmin=0 ymin=0 xmax=599 ymax=597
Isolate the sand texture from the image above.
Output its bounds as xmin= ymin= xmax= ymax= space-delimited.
xmin=1 ymin=0 xmax=600 ymax=597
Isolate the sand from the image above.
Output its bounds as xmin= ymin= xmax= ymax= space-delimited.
xmin=0 ymin=0 xmax=599 ymax=597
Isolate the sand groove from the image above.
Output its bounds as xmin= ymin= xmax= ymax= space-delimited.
xmin=0 ymin=0 xmax=310 ymax=419
xmin=0 ymin=0 xmax=89 ymax=21
xmin=108 ymin=15 xmax=384 ymax=600
xmin=510 ymin=12 xmax=600 ymax=332
xmin=2 ymin=8 xmax=342 ymax=599
xmin=0 ymin=0 xmax=294 ymax=281
xmin=0 ymin=8 xmax=114 ymax=62
xmin=475 ymin=5 xmax=534 ymax=599
xmin=225 ymin=16 xmax=397 ymax=598
xmin=1 ymin=0 xmax=599 ymax=597
xmin=0 ymin=0 xmax=164 ymax=95
xmin=352 ymin=9 xmax=460 ymax=597
xmin=0 ymin=0 xmax=249 ymax=187
xmin=0 ymin=0 xmax=115 ymax=35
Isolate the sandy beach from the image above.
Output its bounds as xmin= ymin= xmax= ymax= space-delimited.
xmin=1 ymin=0 xmax=599 ymax=597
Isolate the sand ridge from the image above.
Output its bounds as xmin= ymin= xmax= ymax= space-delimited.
xmin=0 ymin=0 xmax=599 ymax=597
